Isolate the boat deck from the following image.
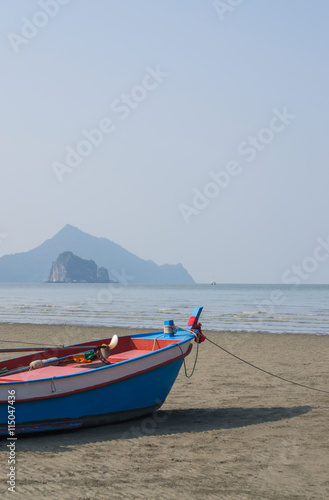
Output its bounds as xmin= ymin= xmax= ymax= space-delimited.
xmin=0 ymin=335 xmax=182 ymax=383
xmin=0 ymin=349 xmax=153 ymax=382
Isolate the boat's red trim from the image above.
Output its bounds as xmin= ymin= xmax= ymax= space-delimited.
xmin=1 ymin=344 xmax=192 ymax=403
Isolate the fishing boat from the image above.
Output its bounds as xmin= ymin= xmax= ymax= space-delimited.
xmin=0 ymin=307 xmax=205 ymax=435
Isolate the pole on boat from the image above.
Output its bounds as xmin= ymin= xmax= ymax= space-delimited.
xmin=0 ymin=335 xmax=119 ymax=378
xmin=0 ymin=346 xmax=103 ymax=353
xmin=0 ymin=336 xmax=119 ymax=354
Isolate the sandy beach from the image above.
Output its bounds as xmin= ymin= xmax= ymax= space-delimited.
xmin=0 ymin=323 xmax=328 ymax=500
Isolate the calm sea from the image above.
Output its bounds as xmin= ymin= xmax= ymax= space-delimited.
xmin=0 ymin=283 xmax=328 ymax=335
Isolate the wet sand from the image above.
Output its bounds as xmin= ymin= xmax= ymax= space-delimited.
xmin=0 ymin=323 xmax=328 ymax=500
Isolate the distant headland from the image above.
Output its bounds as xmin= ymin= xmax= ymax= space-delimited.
xmin=0 ymin=225 xmax=195 ymax=284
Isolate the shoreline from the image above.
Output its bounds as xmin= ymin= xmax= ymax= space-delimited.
xmin=0 ymin=321 xmax=327 ymax=338
xmin=0 ymin=324 xmax=328 ymax=498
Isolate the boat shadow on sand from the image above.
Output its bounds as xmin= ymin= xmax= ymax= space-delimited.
xmin=14 ymin=405 xmax=313 ymax=451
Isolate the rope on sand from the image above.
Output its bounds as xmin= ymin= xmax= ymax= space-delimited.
xmin=205 ymin=337 xmax=329 ymax=395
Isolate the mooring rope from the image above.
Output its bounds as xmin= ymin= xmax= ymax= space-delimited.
xmin=176 ymin=338 xmax=200 ymax=378
xmin=205 ymin=336 xmax=329 ymax=395
xmin=174 ymin=328 xmax=201 ymax=378
xmin=0 ymin=338 xmax=63 ymax=348
xmin=176 ymin=324 xmax=329 ymax=394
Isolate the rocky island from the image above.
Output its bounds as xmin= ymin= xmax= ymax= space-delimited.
xmin=47 ymin=251 xmax=111 ymax=283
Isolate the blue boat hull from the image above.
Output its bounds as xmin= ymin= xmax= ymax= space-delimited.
xmin=0 ymin=358 xmax=183 ymax=435
xmin=0 ymin=307 xmax=204 ymax=435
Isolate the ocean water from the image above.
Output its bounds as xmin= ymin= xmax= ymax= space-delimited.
xmin=0 ymin=283 xmax=329 ymax=335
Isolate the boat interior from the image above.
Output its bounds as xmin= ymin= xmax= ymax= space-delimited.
xmin=0 ymin=335 xmax=181 ymax=383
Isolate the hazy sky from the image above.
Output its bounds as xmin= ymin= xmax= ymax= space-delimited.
xmin=1 ymin=0 xmax=329 ymax=284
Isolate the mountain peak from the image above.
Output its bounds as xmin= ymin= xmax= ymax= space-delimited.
xmin=57 ymin=224 xmax=82 ymax=234
xmin=0 ymin=226 xmax=195 ymax=284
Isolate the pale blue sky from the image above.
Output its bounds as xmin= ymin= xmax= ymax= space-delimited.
xmin=1 ymin=0 xmax=329 ymax=283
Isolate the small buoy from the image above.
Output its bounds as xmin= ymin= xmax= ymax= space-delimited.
xmin=29 ymin=359 xmax=45 ymax=370
xmin=47 ymin=357 xmax=59 ymax=366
